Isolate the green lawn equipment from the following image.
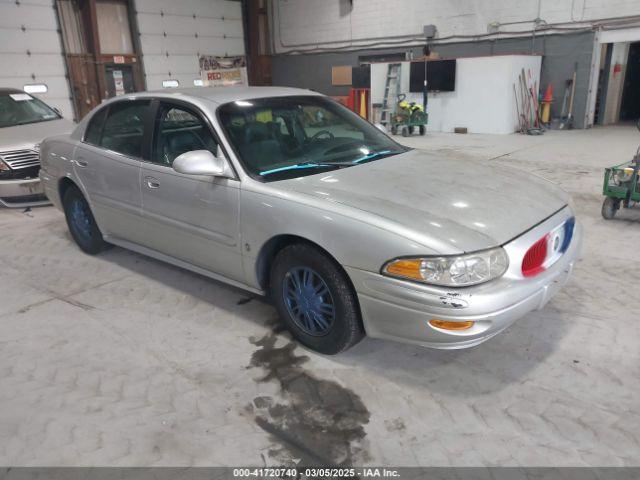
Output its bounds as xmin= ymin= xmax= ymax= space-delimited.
xmin=389 ymin=94 xmax=428 ymax=137
xmin=601 ymin=120 xmax=640 ymax=220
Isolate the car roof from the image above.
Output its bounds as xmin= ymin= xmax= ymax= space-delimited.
xmin=0 ymin=87 xmax=24 ymax=95
xmin=116 ymin=86 xmax=323 ymax=105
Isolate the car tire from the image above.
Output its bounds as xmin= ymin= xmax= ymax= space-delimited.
xmin=601 ymin=197 xmax=620 ymax=220
xmin=270 ymin=243 xmax=364 ymax=355
xmin=62 ymin=186 xmax=107 ymax=255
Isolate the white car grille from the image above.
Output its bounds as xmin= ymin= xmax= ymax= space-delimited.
xmin=0 ymin=149 xmax=40 ymax=170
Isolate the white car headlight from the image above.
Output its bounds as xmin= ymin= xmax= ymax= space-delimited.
xmin=382 ymin=247 xmax=509 ymax=287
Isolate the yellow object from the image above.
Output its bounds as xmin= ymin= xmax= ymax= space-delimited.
xmin=359 ymin=90 xmax=367 ymax=118
xmin=255 ymin=109 xmax=273 ymax=123
xmin=541 ymin=102 xmax=551 ymax=124
xmin=398 ymin=100 xmax=423 ymax=113
xmin=384 ymin=259 xmax=423 ymax=280
xmin=429 ymin=319 xmax=475 ymax=331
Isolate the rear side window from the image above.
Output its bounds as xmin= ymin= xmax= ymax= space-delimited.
xmin=84 ymin=107 xmax=107 ymax=145
xmin=99 ymin=101 xmax=150 ymax=158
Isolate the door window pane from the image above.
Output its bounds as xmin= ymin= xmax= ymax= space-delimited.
xmin=153 ymin=105 xmax=218 ymax=166
xmin=96 ymin=0 xmax=134 ymax=54
xmin=100 ymin=101 xmax=149 ymax=157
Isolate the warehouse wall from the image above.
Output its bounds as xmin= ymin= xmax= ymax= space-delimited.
xmin=134 ymin=0 xmax=245 ymax=90
xmin=0 ymin=0 xmax=74 ymax=119
xmin=271 ymin=0 xmax=640 ymax=54
xmin=271 ymin=31 xmax=595 ymax=129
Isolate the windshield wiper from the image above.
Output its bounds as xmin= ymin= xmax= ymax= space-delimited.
xmin=259 ymin=162 xmax=342 ymax=177
xmin=259 ymin=150 xmax=404 ymax=177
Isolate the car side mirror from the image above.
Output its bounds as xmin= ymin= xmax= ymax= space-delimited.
xmin=172 ymin=150 xmax=229 ymax=177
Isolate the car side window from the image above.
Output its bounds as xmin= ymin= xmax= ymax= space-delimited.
xmin=99 ymin=101 xmax=150 ymax=158
xmin=84 ymin=106 xmax=108 ymax=146
xmin=152 ymin=104 xmax=218 ymax=166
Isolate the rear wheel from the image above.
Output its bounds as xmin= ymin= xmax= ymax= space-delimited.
xmin=270 ymin=243 xmax=364 ymax=354
xmin=602 ymin=197 xmax=620 ymax=220
xmin=62 ymin=186 xmax=107 ymax=254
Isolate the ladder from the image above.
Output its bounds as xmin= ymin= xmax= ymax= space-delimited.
xmin=380 ymin=63 xmax=402 ymax=126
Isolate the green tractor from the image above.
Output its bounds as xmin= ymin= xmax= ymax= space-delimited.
xmin=389 ymin=94 xmax=428 ymax=137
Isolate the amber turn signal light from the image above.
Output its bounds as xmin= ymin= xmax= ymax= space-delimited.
xmin=384 ymin=259 xmax=423 ymax=280
xmin=428 ymin=319 xmax=475 ymax=331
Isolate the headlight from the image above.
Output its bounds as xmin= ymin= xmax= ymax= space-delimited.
xmin=382 ymin=247 xmax=509 ymax=287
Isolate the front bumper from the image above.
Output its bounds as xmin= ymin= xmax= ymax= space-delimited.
xmin=0 ymin=177 xmax=49 ymax=208
xmin=347 ymin=207 xmax=583 ymax=349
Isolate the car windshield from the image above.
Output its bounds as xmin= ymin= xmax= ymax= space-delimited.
xmin=217 ymin=95 xmax=407 ymax=181
xmin=0 ymin=92 xmax=61 ymax=128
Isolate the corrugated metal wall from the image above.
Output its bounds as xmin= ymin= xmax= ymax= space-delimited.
xmin=134 ymin=0 xmax=245 ymax=90
xmin=0 ymin=0 xmax=74 ymax=119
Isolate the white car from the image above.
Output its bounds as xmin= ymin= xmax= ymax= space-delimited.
xmin=0 ymin=88 xmax=74 ymax=207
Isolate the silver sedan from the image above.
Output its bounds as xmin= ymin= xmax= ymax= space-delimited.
xmin=0 ymin=88 xmax=74 ymax=207
xmin=39 ymin=87 xmax=582 ymax=354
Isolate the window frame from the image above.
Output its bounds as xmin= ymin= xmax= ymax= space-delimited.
xmin=81 ymin=99 xmax=154 ymax=161
xmin=147 ymin=98 xmax=238 ymax=179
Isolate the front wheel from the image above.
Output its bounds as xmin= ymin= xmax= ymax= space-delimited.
xmin=62 ymin=186 xmax=108 ymax=254
xmin=270 ymin=243 xmax=364 ymax=355
xmin=602 ymin=197 xmax=620 ymax=220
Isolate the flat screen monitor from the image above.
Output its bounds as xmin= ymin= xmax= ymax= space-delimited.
xmin=409 ymin=59 xmax=456 ymax=92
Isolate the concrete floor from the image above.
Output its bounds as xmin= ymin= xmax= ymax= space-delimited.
xmin=1 ymin=126 xmax=640 ymax=467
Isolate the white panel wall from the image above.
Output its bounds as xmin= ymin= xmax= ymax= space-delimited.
xmin=371 ymin=55 xmax=542 ymax=134
xmin=0 ymin=0 xmax=74 ymax=119
xmin=134 ymin=0 xmax=245 ymax=91
xmin=272 ymin=0 xmax=640 ymax=53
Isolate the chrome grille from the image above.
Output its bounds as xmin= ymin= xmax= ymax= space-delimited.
xmin=0 ymin=149 xmax=40 ymax=170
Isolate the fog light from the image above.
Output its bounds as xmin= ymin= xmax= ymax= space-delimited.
xmin=429 ymin=319 xmax=475 ymax=331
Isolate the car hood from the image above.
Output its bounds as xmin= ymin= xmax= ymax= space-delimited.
xmin=0 ymin=118 xmax=74 ymax=150
xmin=275 ymin=149 xmax=569 ymax=253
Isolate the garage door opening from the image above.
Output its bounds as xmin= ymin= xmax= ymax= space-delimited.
xmin=596 ymin=39 xmax=640 ymax=125
xmin=620 ymin=42 xmax=640 ymax=122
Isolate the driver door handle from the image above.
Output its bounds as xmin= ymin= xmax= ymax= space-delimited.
xmin=75 ymin=159 xmax=88 ymax=167
xmin=145 ymin=176 xmax=160 ymax=189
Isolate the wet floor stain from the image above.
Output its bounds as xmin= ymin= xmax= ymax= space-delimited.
xmin=248 ymin=320 xmax=370 ymax=466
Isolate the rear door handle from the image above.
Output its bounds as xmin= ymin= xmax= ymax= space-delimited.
xmin=75 ymin=159 xmax=88 ymax=167
xmin=145 ymin=176 xmax=160 ymax=189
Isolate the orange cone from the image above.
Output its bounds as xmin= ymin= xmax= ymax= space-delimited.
xmin=359 ymin=90 xmax=367 ymax=119
xmin=541 ymin=84 xmax=553 ymax=124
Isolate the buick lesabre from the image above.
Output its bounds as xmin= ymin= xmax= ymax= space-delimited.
xmin=39 ymin=87 xmax=582 ymax=354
